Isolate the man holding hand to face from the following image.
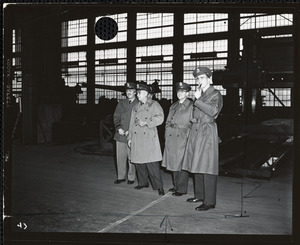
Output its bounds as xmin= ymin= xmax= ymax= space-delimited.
xmin=182 ymin=67 xmax=223 ymax=211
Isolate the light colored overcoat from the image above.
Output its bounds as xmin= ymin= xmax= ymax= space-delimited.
xmin=127 ymin=99 xmax=164 ymax=164
xmin=181 ymin=86 xmax=223 ymax=175
xmin=162 ymin=98 xmax=193 ymax=171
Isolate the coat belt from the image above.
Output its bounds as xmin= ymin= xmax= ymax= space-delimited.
xmin=169 ymin=123 xmax=190 ymax=129
xmin=191 ymin=118 xmax=215 ymax=123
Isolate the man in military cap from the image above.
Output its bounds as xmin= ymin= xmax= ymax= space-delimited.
xmin=181 ymin=67 xmax=223 ymax=211
xmin=162 ymin=82 xmax=193 ymax=195
xmin=192 ymin=66 xmax=212 ymax=80
xmin=127 ymin=82 xmax=165 ymax=196
xmin=113 ymin=82 xmax=138 ymax=185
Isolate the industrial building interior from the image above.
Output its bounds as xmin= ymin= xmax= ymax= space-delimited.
xmin=3 ymin=3 xmax=299 ymax=245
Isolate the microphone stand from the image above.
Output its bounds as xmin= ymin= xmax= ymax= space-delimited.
xmin=225 ymin=111 xmax=249 ymax=219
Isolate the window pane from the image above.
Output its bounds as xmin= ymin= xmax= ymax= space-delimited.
xmin=184 ymin=13 xmax=228 ymax=35
xmin=61 ymin=19 xmax=87 ymax=47
xmin=61 ymin=51 xmax=87 ymax=103
xmin=261 ymin=88 xmax=291 ymax=107
xmin=240 ymin=13 xmax=293 ymax=30
xmin=136 ymin=44 xmax=173 ymax=100
xmin=136 ymin=13 xmax=174 ymax=40
xmin=95 ymin=48 xmax=127 ymax=101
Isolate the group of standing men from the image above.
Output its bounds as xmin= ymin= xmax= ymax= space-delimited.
xmin=113 ymin=67 xmax=223 ymax=211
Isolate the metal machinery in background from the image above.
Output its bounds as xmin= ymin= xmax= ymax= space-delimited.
xmin=76 ymin=31 xmax=294 ymax=179
xmin=213 ymin=31 xmax=294 ymax=179
xmin=74 ymin=80 xmax=166 ymax=155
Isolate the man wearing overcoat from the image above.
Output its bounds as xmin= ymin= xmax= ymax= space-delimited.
xmin=162 ymin=82 xmax=193 ymax=194
xmin=113 ymin=82 xmax=138 ymax=184
xmin=182 ymin=67 xmax=223 ymax=211
xmin=127 ymin=82 xmax=165 ymax=196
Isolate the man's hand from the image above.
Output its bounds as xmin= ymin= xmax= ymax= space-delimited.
xmin=138 ymin=120 xmax=147 ymax=127
xmin=128 ymin=140 xmax=131 ymax=148
xmin=124 ymin=130 xmax=129 ymax=136
xmin=194 ymin=88 xmax=202 ymax=100
xmin=118 ymin=128 xmax=125 ymax=135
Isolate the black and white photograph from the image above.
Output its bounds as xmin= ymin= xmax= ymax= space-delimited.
xmin=2 ymin=1 xmax=299 ymax=244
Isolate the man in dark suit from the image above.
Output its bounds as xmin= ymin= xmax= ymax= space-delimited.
xmin=113 ymin=82 xmax=138 ymax=185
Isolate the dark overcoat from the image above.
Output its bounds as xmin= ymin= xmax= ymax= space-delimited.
xmin=127 ymin=100 xmax=164 ymax=164
xmin=113 ymin=98 xmax=138 ymax=143
xmin=162 ymin=99 xmax=193 ymax=171
xmin=181 ymin=86 xmax=223 ymax=175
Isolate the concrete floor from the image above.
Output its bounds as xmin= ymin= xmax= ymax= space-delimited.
xmin=4 ymin=139 xmax=293 ymax=243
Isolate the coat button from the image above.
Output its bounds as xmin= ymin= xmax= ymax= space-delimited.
xmin=169 ymin=134 xmax=172 ymax=136
xmin=134 ymin=132 xmax=136 ymax=134
xmin=177 ymin=135 xmax=179 ymax=137
xmin=196 ymin=129 xmax=198 ymax=131
xmin=144 ymin=132 xmax=146 ymax=134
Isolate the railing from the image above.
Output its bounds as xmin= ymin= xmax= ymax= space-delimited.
xmin=99 ymin=115 xmax=114 ymax=148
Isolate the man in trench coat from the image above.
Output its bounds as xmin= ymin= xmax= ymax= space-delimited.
xmin=162 ymin=82 xmax=193 ymax=194
xmin=113 ymin=82 xmax=139 ymax=184
xmin=127 ymin=82 xmax=165 ymax=196
xmin=182 ymin=67 xmax=223 ymax=211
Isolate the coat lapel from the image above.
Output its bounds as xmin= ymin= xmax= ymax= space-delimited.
xmin=201 ymin=86 xmax=214 ymax=101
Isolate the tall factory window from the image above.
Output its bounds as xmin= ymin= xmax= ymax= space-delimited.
xmin=61 ymin=51 xmax=87 ymax=104
xmin=240 ymin=13 xmax=293 ymax=30
xmin=12 ymin=28 xmax=21 ymax=53
xmin=61 ymin=19 xmax=87 ymax=47
xmin=183 ymin=40 xmax=227 ymax=97
xmin=184 ymin=13 xmax=228 ymax=35
xmin=95 ymin=13 xmax=127 ymax=44
xmin=136 ymin=44 xmax=173 ymax=100
xmin=261 ymin=88 xmax=291 ymax=107
xmin=61 ymin=18 xmax=87 ymax=103
xmin=95 ymin=48 xmax=127 ymax=101
xmin=12 ymin=58 xmax=22 ymax=95
xmin=136 ymin=13 xmax=174 ymax=40
xmin=12 ymin=29 xmax=22 ymax=96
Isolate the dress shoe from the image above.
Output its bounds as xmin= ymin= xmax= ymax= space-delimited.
xmin=158 ymin=189 xmax=165 ymax=196
xmin=195 ymin=204 xmax=215 ymax=211
xmin=186 ymin=197 xmax=203 ymax=203
xmin=172 ymin=192 xmax=185 ymax=196
xmin=114 ymin=179 xmax=125 ymax=184
xmin=127 ymin=180 xmax=134 ymax=184
xmin=134 ymin=185 xmax=149 ymax=189
xmin=168 ymin=187 xmax=176 ymax=192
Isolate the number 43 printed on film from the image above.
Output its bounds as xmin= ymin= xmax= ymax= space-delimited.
xmin=17 ymin=222 xmax=27 ymax=230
